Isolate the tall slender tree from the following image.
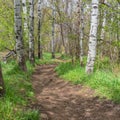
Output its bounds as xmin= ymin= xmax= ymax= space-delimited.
xmin=117 ymin=2 xmax=120 ymax=63
xmin=22 ymin=0 xmax=28 ymax=31
xmin=100 ymin=0 xmax=107 ymax=41
xmin=77 ymin=0 xmax=84 ymax=66
xmin=14 ymin=0 xmax=26 ymax=71
xmin=51 ymin=0 xmax=55 ymax=58
xmin=22 ymin=0 xmax=29 ymax=58
xmin=29 ymin=0 xmax=35 ymax=64
xmin=38 ymin=0 xmax=42 ymax=59
xmin=86 ymin=0 xmax=99 ymax=74
xmin=56 ymin=0 xmax=67 ymax=54
xmin=80 ymin=1 xmax=84 ymax=66
xmin=0 ymin=63 xmax=5 ymax=96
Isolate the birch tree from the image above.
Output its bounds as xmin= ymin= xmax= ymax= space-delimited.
xmin=0 ymin=63 xmax=5 ymax=96
xmin=56 ymin=0 xmax=67 ymax=54
xmin=22 ymin=0 xmax=28 ymax=46
xmin=86 ymin=0 xmax=99 ymax=74
xmin=100 ymin=0 xmax=107 ymax=41
xmin=38 ymin=0 xmax=42 ymax=59
xmin=51 ymin=0 xmax=55 ymax=58
xmin=77 ymin=0 xmax=84 ymax=66
xmin=14 ymin=0 xmax=26 ymax=71
xmin=29 ymin=0 xmax=35 ymax=64
xmin=22 ymin=0 xmax=28 ymax=32
xmin=117 ymin=2 xmax=120 ymax=62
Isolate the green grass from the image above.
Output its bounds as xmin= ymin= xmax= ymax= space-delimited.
xmin=35 ymin=52 xmax=67 ymax=65
xmin=0 ymin=60 xmax=39 ymax=120
xmin=0 ymin=52 xmax=66 ymax=120
xmin=2 ymin=53 xmax=119 ymax=119
xmin=55 ymin=61 xmax=120 ymax=103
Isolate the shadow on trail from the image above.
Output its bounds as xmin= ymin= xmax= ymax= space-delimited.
xmin=30 ymin=64 xmax=120 ymax=120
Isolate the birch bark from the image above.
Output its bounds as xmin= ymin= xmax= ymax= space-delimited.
xmin=22 ymin=0 xmax=29 ymax=58
xmin=22 ymin=0 xmax=28 ymax=31
xmin=14 ymin=0 xmax=26 ymax=71
xmin=29 ymin=0 xmax=35 ymax=64
xmin=100 ymin=0 xmax=107 ymax=40
xmin=86 ymin=0 xmax=99 ymax=74
xmin=51 ymin=0 xmax=55 ymax=58
xmin=38 ymin=0 xmax=42 ymax=59
xmin=78 ymin=0 xmax=84 ymax=66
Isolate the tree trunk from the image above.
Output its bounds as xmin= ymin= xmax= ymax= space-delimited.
xmin=56 ymin=0 xmax=67 ymax=55
xmin=22 ymin=0 xmax=28 ymax=31
xmin=29 ymin=0 xmax=35 ymax=64
xmin=51 ymin=0 xmax=55 ymax=59
xmin=0 ymin=63 xmax=5 ymax=97
xmin=77 ymin=0 xmax=84 ymax=66
xmin=14 ymin=0 xmax=26 ymax=71
xmin=38 ymin=0 xmax=43 ymax=59
xmin=117 ymin=3 xmax=120 ymax=63
xmin=86 ymin=0 xmax=99 ymax=74
xmin=22 ymin=0 xmax=29 ymax=59
xmin=80 ymin=1 xmax=84 ymax=66
xmin=100 ymin=0 xmax=107 ymax=41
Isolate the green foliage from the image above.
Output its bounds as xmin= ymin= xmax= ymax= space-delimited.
xmin=95 ymin=56 xmax=111 ymax=70
xmin=59 ymin=54 xmax=70 ymax=60
xmin=0 ymin=0 xmax=14 ymax=50
xmin=20 ymin=110 xmax=39 ymax=120
xmin=35 ymin=52 xmax=61 ymax=65
xmin=56 ymin=61 xmax=120 ymax=103
xmin=0 ymin=60 xmax=39 ymax=120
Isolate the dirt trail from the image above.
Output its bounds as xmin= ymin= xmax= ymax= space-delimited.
xmin=31 ymin=64 xmax=120 ymax=120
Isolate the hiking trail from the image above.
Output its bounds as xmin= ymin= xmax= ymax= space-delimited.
xmin=31 ymin=64 xmax=120 ymax=120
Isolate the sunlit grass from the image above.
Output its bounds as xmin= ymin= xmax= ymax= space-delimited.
xmin=56 ymin=61 xmax=120 ymax=103
xmin=0 ymin=52 xmax=67 ymax=120
xmin=0 ymin=60 xmax=39 ymax=120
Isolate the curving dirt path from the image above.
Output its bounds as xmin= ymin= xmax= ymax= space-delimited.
xmin=31 ymin=64 xmax=120 ymax=120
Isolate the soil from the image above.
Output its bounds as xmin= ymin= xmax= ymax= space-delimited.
xmin=31 ymin=64 xmax=120 ymax=120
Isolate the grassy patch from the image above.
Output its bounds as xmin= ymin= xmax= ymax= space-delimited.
xmin=0 ymin=60 xmax=39 ymax=120
xmin=0 ymin=52 xmax=68 ymax=120
xmin=35 ymin=52 xmax=68 ymax=65
xmin=55 ymin=61 xmax=120 ymax=103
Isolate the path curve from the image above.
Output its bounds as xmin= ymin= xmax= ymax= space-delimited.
xmin=31 ymin=64 xmax=120 ymax=120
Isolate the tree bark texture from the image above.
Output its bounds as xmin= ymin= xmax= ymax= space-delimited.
xmin=29 ymin=0 xmax=35 ymax=64
xmin=86 ymin=0 xmax=99 ymax=74
xmin=38 ymin=0 xmax=43 ymax=59
xmin=51 ymin=0 xmax=55 ymax=58
xmin=14 ymin=0 xmax=26 ymax=71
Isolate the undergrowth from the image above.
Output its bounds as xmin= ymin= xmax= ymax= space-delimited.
xmin=35 ymin=52 xmax=69 ymax=65
xmin=0 ymin=52 xmax=66 ymax=120
xmin=55 ymin=60 xmax=120 ymax=103
xmin=0 ymin=60 xmax=39 ymax=120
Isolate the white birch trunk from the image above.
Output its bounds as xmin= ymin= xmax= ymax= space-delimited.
xmin=14 ymin=0 xmax=26 ymax=71
xmin=100 ymin=0 xmax=107 ymax=40
xmin=100 ymin=13 xmax=106 ymax=40
xmin=38 ymin=0 xmax=42 ymax=59
xmin=80 ymin=2 xmax=84 ymax=66
xmin=29 ymin=0 xmax=35 ymax=64
xmin=22 ymin=0 xmax=28 ymax=30
xmin=86 ymin=0 xmax=99 ymax=74
xmin=78 ymin=0 xmax=84 ymax=66
xmin=22 ymin=0 xmax=29 ymax=58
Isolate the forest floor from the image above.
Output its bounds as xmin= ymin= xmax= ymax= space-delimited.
xmin=31 ymin=64 xmax=120 ymax=120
